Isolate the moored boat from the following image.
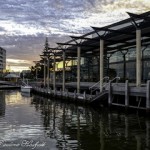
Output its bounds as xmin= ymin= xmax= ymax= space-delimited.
xmin=21 ymin=79 xmax=32 ymax=93
xmin=21 ymin=85 xmax=32 ymax=93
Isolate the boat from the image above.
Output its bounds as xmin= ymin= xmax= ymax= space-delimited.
xmin=21 ymin=85 xmax=32 ymax=93
xmin=21 ymin=79 xmax=32 ymax=93
xmin=21 ymin=90 xmax=32 ymax=97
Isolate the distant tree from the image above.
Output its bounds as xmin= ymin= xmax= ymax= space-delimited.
xmin=44 ymin=37 xmax=49 ymax=52
xmin=29 ymin=37 xmax=51 ymax=80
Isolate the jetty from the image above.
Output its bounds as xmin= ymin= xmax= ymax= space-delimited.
xmin=32 ymin=78 xmax=150 ymax=111
xmin=31 ymin=11 xmax=150 ymax=111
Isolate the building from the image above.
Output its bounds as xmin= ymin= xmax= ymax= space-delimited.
xmin=0 ymin=47 xmax=6 ymax=73
xmin=41 ymin=11 xmax=150 ymax=93
xmin=38 ymin=11 xmax=150 ymax=110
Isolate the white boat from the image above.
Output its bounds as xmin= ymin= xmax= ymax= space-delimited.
xmin=21 ymin=91 xmax=32 ymax=97
xmin=21 ymin=79 xmax=32 ymax=93
xmin=21 ymin=85 xmax=32 ymax=93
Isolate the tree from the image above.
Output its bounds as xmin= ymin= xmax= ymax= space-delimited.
xmin=44 ymin=37 xmax=49 ymax=52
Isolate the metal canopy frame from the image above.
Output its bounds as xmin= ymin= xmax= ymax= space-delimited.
xmin=43 ymin=11 xmax=150 ymax=61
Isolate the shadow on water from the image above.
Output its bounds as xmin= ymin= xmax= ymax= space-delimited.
xmin=30 ymin=95 xmax=150 ymax=150
xmin=0 ymin=91 xmax=6 ymax=117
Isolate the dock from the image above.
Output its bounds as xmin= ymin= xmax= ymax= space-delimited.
xmin=32 ymin=80 xmax=150 ymax=111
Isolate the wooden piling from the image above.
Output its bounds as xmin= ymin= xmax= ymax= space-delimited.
xmin=108 ymin=81 xmax=112 ymax=105
xmin=60 ymin=88 xmax=62 ymax=97
xmin=74 ymin=90 xmax=77 ymax=99
xmin=83 ymin=91 xmax=86 ymax=100
xmin=125 ymin=80 xmax=129 ymax=107
xmin=66 ymin=89 xmax=69 ymax=98
xmin=146 ymin=120 xmax=150 ymax=148
xmin=146 ymin=80 xmax=150 ymax=110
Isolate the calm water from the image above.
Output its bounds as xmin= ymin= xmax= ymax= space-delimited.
xmin=0 ymin=90 xmax=149 ymax=150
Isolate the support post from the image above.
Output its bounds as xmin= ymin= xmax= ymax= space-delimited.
xmin=71 ymin=59 xmax=73 ymax=80
xmin=136 ymin=136 xmax=141 ymax=150
xmin=107 ymin=57 xmax=110 ymax=76
xmin=62 ymin=50 xmax=66 ymax=92
xmin=123 ymin=54 xmax=126 ymax=81
xmin=136 ymin=29 xmax=141 ymax=87
xmin=47 ymin=57 xmax=50 ymax=90
xmin=146 ymin=120 xmax=150 ymax=149
xmin=100 ymin=39 xmax=104 ymax=92
xmin=74 ymin=90 xmax=77 ymax=99
xmin=108 ymin=81 xmax=112 ymax=105
xmin=125 ymin=116 xmax=129 ymax=138
xmin=100 ymin=119 xmax=104 ymax=150
xmin=53 ymin=55 xmax=56 ymax=92
xmin=125 ymin=80 xmax=129 ymax=107
xmin=83 ymin=91 xmax=86 ymax=100
xmin=77 ymin=46 xmax=81 ymax=93
xmin=146 ymin=80 xmax=150 ymax=110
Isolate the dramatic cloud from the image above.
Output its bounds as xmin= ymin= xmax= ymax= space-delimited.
xmin=102 ymin=0 xmax=150 ymax=13
xmin=0 ymin=0 xmax=149 ymax=71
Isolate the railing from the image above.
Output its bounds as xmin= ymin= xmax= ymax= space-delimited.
xmin=111 ymin=76 xmax=120 ymax=83
xmin=102 ymin=76 xmax=120 ymax=90
xmin=89 ymin=76 xmax=109 ymax=94
xmin=89 ymin=76 xmax=120 ymax=96
xmin=21 ymin=79 xmax=30 ymax=86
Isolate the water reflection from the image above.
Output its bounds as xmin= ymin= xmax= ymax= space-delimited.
xmin=0 ymin=91 xmax=5 ymax=117
xmin=0 ymin=90 xmax=150 ymax=150
xmin=31 ymin=95 xmax=150 ymax=150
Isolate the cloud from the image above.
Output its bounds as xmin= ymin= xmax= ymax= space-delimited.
xmin=102 ymin=0 xmax=150 ymax=13
xmin=8 ymin=66 xmax=30 ymax=72
xmin=0 ymin=0 xmax=149 ymax=71
xmin=7 ymin=58 xmax=31 ymax=64
xmin=6 ymin=58 xmax=32 ymax=72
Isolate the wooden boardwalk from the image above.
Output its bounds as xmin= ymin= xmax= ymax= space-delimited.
xmin=33 ymin=86 xmax=94 ymax=102
xmin=32 ymin=81 xmax=150 ymax=111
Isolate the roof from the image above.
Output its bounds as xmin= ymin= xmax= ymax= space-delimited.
xmin=5 ymin=74 xmax=20 ymax=78
xmin=46 ymin=11 xmax=150 ymax=60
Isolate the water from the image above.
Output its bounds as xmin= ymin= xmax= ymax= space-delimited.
xmin=0 ymin=90 xmax=149 ymax=150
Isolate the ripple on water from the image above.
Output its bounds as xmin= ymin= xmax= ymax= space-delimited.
xmin=0 ymin=90 xmax=150 ymax=150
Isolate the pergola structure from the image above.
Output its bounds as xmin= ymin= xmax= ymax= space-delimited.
xmin=42 ymin=11 xmax=150 ymax=93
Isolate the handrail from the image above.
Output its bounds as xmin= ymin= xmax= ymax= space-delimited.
xmin=102 ymin=76 xmax=120 ymax=90
xmin=89 ymin=76 xmax=109 ymax=90
xmin=90 ymin=76 xmax=120 ymax=95
xmin=22 ymin=79 xmax=29 ymax=86
xmin=110 ymin=76 xmax=120 ymax=83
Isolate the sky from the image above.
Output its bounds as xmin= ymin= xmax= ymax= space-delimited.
xmin=0 ymin=0 xmax=150 ymax=72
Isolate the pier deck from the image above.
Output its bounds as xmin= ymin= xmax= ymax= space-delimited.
xmin=32 ymin=81 xmax=150 ymax=111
